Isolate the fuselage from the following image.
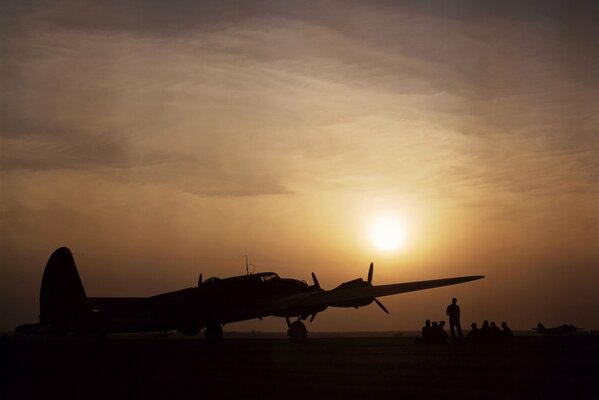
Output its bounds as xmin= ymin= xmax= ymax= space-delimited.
xmin=85 ymin=272 xmax=325 ymax=334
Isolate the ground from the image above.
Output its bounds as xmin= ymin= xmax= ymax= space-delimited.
xmin=2 ymin=334 xmax=598 ymax=399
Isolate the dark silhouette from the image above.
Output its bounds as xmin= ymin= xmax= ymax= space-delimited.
xmin=422 ymin=319 xmax=432 ymax=343
xmin=467 ymin=322 xmax=479 ymax=342
xmin=501 ymin=321 xmax=514 ymax=343
xmin=489 ymin=321 xmax=501 ymax=342
xmin=533 ymin=323 xmax=581 ymax=335
xmin=430 ymin=321 xmax=440 ymax=343
xmin=469 ymin=320 xmax=513 ymax=344
xmin=420 ymin=321 xmax=450 ymax=344
xmin=439 ymin=320 xmax=449 ymax=342
xmin=446 ymin=297 xmax=463 ymax=340
xmin=479 ymin=320 xmax=490 ymax=342
xmin=14 ymin=247 xmax=484 ymax=342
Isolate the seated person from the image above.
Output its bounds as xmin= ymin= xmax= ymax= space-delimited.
xmin=421 ymin=320 xmax=432 ymax=343
xmin=467 ymin=322 xmax=479 ymax=342
xmin=479 ymin=320 xmax=490 ymax=342
xmin=430 ymin=321 xmax=440 ymax=343
xmin=438 ymin=321 xmax=449 ymax=342
xmin=501 ymin=321 xmax=514 ymax=343
xmin=489 ymin=321 xmax=501 ymax=342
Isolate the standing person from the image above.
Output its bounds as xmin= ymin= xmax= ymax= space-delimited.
xmin=446 ymin=297 xmax=463 ymax=340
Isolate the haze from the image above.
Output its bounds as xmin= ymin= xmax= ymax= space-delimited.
xmin=1 ymin=1 xmax=598 ymax=332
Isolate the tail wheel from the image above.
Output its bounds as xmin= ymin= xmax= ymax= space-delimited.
xmin=204 ymin=324 xmax=223 ymax=343
xmin=288 ymin=321 xmax=307 ymax=342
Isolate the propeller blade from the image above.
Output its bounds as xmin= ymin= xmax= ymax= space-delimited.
xmin=374 ymin=298 xmax=389 ymax=314
xmin=367 ymin=262 xmax=374 ymax=284
xmin=198 ymin=273 xmax=202 ymax=286
xmin=311 ymin=272 xmax=320 ymax=288
xmin=285 ymin=317 xmax=292 ymax=329
xmin=309 ymin=313 xmax=317 ymax=323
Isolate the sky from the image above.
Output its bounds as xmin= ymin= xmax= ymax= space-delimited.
xmin=1 ymin=0 xmax=598 ymax=332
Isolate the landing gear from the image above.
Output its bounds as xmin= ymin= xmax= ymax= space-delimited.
xmin=287 ymin=320 xmax=308 ymax=342
xmin=204 ymin=324 xmax=223 ymax=343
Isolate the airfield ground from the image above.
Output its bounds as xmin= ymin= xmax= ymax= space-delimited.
xmin=2 ymin=334 xmax=598 ymax=399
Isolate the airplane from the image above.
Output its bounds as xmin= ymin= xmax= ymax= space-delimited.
xmin=532 ymin=323 xmax=582 ymax=335
xmin=15 ymin=247 xmax=484 ymax=342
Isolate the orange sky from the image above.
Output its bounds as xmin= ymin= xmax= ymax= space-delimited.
xmin=1 ymin=1 xmax=598 ymax=331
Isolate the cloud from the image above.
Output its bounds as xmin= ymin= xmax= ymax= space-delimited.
xmin=1 ymin=0 xmax=598 ymax=330
xmin=2 ymin=1 xmax=597 ymax=199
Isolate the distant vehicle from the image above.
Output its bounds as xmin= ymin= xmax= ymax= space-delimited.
xmin=533 ymin=323 xmax=581 ymax=335
xmin=15 ymin=247 xmax=484 ymax=342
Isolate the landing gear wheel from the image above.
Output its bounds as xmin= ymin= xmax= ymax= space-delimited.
xmin=288 ymin=321 xmax=308 ymax=342
xmin=204 ymin=324 xmax=223 ymax=343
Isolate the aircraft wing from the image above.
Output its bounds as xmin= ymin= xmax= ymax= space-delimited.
xmin=267 ymin=275 xmax=484 ymax=314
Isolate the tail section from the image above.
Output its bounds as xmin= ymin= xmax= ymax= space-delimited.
xmin=39 ymin=247 xmax=89 ymax=334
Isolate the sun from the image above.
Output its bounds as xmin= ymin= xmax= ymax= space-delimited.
xmin=370 ymin=215 xmax=407 ymax=252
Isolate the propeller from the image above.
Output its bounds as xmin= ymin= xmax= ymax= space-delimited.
xmin=367 ymin=262 xmax=389 ymax=314
xmin=311 ymin=272 xmax=320 ymax=288
xmin=308 ymin=273 xmax=321 ymax=322
xmin=374 ymin=299 xmax=389 ymax=314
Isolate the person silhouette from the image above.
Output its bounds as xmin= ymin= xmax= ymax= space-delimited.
xmin=479 ymin=320 xmax=490 ymax=342
xmin=489 ymin=321 xmax=501 ymax=343
xmin=501 ymin=321 xmax=514 ymax=343
xmin=467 ymin=322 xmax=479 ymax=343
xmin=439 ymin=320 xmax=449 ymax=343
xmin=431 ymin=321 xmax=440 ymax=343
xmin=446 ymin=297 xmax=463 ymax=340
xmin=421 ymin=320 xmax=432 ymax=343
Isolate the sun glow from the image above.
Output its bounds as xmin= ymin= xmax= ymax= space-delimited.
xmin=370 ymin=215 xmax=408 ymax=252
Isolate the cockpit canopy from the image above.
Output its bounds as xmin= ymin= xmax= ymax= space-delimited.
xmin=258 ymin=272 xmax=279 ymax=282
xmin=201 ymin=272 xmax=280 ymax=286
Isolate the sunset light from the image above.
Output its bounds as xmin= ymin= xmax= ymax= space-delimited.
xmin=1 ymin=0 xmax=597 ymax=340
xmin=370 ymin=215 xmax=407 ymax=252
xmin=2 ymin=2 xmax=597 ymax=397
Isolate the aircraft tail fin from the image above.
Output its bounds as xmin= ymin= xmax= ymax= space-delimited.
xmin=39 ymin=247 xmax=90 ymax=334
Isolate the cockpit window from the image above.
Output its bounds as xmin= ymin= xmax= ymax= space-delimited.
xmin=260 ymin=273 xmax=279 ymax=282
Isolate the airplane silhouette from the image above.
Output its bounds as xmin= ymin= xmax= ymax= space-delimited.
xmin=15 ymin=247 xmax=484 ymax=342
xmin=532 ymin=323 xmax=581 ymax=335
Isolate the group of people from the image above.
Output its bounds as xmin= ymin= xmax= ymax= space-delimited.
xmin=418 ymin=319 xmax=452 ymax=344
xmin=417 ymin=297 xmax=514 ymax=344
xmin=467 ymin=320 xmax=513 ymax=343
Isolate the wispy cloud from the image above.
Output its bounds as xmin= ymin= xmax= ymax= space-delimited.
xmin=1 ymin=0 xmax=598 ymax=330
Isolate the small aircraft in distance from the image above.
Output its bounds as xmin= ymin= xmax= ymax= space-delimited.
xmin=16 ymin=247 xmax=484 ymax=342
xmin=532 ymin=323 xmax=582 ymax=335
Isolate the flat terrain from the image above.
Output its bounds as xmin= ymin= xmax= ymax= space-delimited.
xmin=2 ymin=334 xmax=598 ymax=399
